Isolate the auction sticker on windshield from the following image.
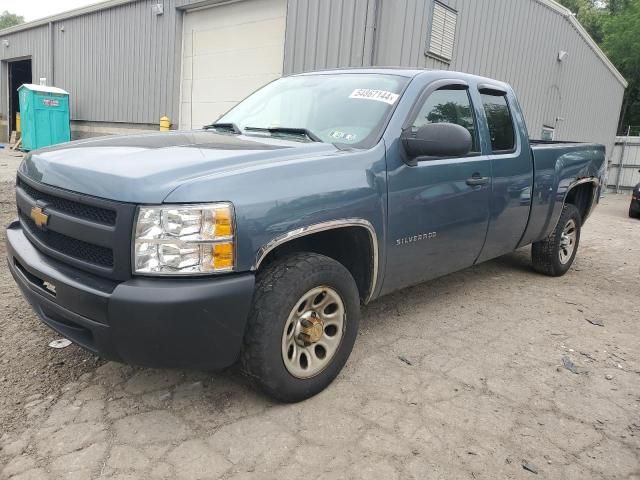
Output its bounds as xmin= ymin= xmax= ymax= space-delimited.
xmin=349 ymin=89 xmax=399 ymax=105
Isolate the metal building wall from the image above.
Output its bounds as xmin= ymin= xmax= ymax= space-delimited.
xmin=0 ymin=0 xmax=277 ymax=136
xmin=0 ymin=0 xmax=625 ymax=152
xmin=285 ymin=0 xmax=626 ymax=157
xmin=0 ymin=25 xmax=50 ymax=129
xmin=283 ymin=0 xmax=375 ymax=73
xmin=0 ymin=0 xmax=183 ymax=130
xmin=51 ymin=0 xmax=182 ymax=125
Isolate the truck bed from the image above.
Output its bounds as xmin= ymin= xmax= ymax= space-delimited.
xmin=519 ymin=141 xmax=605 ymax=248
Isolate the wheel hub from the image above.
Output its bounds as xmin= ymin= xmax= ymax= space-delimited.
xmin=281 ymin=286 xmax=346 ymax=379
xmin=298 ymin=312 xmax=324 ymax=345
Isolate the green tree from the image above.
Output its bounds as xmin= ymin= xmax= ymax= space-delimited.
xmin=602 ymin=0 xmax=640 ymax=132
xmin=607 ymin=0 xmax=633 ymax=14
xmin=0 ymin=10 xmax=24 ymax=30
xmin=558 ymin=0 xmax=640 ymax=133
xmin=557 ymin=0 xmax=606 ymax=42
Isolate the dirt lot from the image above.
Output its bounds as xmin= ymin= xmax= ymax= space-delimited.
xmin=0 ymin=152 xmax=639 ymax=479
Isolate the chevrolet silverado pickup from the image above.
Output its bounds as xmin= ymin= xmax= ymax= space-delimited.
xmin=7 ymin=69 xmax=605 ymax=402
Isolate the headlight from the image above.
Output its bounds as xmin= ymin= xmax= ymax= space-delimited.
xmin=133 ymin=203 xmax=235 ymax=275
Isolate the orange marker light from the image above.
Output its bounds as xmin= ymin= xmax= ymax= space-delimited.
xmin=212 ymin=242 xmax=234 ymax=270
xmin=215 ymin=208 xmax=233 ymax=237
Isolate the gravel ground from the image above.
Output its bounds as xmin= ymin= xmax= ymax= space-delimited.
xmin=0 ymin=152 xmax=639 ymax=479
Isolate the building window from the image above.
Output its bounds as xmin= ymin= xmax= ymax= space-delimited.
xmin=541 ymin=126 xmax=555 ymax=141
xmin=427 ymin=2 xmax=458 ymax=62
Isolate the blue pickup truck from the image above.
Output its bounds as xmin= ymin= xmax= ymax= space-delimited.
xmin=7 ymin=69 xmax=605 ymax=401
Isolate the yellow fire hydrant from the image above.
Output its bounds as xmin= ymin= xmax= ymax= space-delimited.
xmin=160 ymin=116 xmax=170 ymax=131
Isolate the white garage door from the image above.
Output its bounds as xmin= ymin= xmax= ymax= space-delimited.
xmin=180 ymin=0 xmax=287 ymax=130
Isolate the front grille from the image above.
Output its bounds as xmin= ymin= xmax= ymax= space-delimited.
xmin=17 ymin=178 xmax=117 ymax=225
xmin=16 ymin=175 xmax=136 ymax=280
xmin=20 ymin=210 xmax=114 ymax=268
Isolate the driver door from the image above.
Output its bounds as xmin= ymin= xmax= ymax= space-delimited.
xmin=383 ymin=84 xmax=492 ymax=292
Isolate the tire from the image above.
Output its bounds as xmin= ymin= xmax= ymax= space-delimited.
xmin=241 ymin=252 xmax=360 ymax=402
xmin=630 ymin=206 xmax=640 ymax=219
xmin=532 ymin=203 xmax=581 ymax=277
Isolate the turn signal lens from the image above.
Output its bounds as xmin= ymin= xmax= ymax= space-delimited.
xmin=212 ymin=242 xmax=234 ymax=270
xmin=215 ymin=208 xmax=233 ymax=237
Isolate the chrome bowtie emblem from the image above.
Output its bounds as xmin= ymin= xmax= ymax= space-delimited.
xmin=30 ymin=206 xmax=50 ymax=229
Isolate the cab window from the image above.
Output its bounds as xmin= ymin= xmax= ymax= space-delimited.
xmin=412 ymin=88 xmax=479 ymax=153
xmin=480 ymin=92 xmax=516 ymax=153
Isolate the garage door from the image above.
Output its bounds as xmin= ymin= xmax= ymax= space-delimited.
xmin=180 ymin=0 xmax=287 ymax=129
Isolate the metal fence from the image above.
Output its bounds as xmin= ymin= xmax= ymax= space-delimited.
xmin=608 ymin=133 xmax=640 ymax=192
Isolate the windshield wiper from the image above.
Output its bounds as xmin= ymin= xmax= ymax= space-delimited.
xmin=244 ymin=126 xmax=322 ymax=143
xmin=204 ymin=122 xmax=242 ymax=134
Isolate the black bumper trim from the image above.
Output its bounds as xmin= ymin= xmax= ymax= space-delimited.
xmin=7 ymin=221 xmax=256 ymax=370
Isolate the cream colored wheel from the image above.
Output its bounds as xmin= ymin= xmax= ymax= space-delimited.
xmin=242 ymin=252 xmax=360 ymax=402
xmin=281 ymin=286 xmax=345 ymax=379
xmin=559 ymin=219 xmax=577 ymax=264
xmin=532 ymin=203 xmax=581 ymax=277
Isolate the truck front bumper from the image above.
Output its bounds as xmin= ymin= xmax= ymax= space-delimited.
xmin=6 ymin=221 xmax=255 ymax=370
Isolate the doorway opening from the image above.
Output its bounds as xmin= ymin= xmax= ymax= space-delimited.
xmin=8 ymin=58 xmax=32 ymax=133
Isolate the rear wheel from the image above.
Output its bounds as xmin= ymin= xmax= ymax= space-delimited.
xmin=532 ymin=204 xmax=581 ymax=277
xmin=241 ymin=252 xmax=360 ymax=402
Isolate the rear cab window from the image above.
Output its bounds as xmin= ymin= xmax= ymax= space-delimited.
xmin=480 ymin=91 xmax=516 ymax=153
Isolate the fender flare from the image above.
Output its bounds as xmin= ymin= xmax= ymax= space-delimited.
xmin=562 ymin=176 xmax=600 ymax=221
xmin=253 ymin=218 xmax=379 ymax=303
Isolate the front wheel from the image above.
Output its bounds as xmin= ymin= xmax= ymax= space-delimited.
xmin=241 ymin=253 xmax=360 ymax=402
xmin=531 ymin=204 xmax=582 ymax=277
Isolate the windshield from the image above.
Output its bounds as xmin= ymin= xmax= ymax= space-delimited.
xmin=217 ymin=74 xmax=409 ymax=148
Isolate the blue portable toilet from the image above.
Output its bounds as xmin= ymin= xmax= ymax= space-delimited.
xmin=18 ymin=84 xmax=71 ymax=151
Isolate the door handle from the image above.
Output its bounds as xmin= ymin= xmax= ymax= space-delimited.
xmin=466 ymin=174 xmax=490 ymax=186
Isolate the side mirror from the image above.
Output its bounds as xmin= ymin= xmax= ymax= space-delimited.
xmin=401 ymin=123 xmax=472 ymax=160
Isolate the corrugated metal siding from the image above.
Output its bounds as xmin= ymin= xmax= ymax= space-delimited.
xmin=286 ymin=0 xmax=625 ymax=157
xmin=0 ymin=25 xmax=50 ymax=124
xmin=51 ymin=0 xmax=180 ymax=124
xmin=0 ymin=0 xmax=625 ymax=154
xmin=609 ymin=137 xmax=640 ymax=190
xmin=283 ymin=0 xmax=371 ymax=73
xmin=450 ymin=0 xmax=625 ymax=157
xmin=1 ymin=1 xmax=180 ymax=125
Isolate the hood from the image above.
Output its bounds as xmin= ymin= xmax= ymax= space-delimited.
xmin=19 ymin=130 xmax=338 ymax=203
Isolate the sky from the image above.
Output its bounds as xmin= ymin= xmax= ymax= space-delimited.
xmin=0 ymin=0 xmax=101 ymax=22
